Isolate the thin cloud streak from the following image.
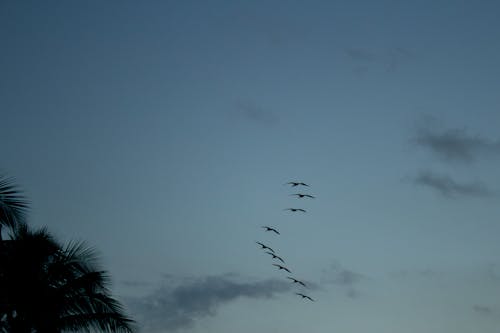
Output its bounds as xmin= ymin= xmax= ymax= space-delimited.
xmin=126 ymin=275 xmax=291 ymax=332
xmin=415 ymin=127 xmax=500 ymax=163
xmin=321 ymin=262 xmax=366 ymax=298
xmin=345 ymin=46 xmax=412 ymax=73
xmin=414 ymin=170 xmax=493 ymax=198
xmin=235 ymin=100 xmax=279 ymax=126
xmin=473 ymin=305 xmax=494 ymax=315
xmin=120 ymin=280 xmax=152 ymax=288
xmin=345 ymin=48 xmax=376 ymax=62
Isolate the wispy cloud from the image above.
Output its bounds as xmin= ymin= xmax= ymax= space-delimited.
xmin=321 ymin=262 xmax=366 ymax=298
xmin=345 ymin=48 xmax=376 ymax=62
xmin=389 ymin=269 xmax=439 ymax=280
xmin=414 ymin=170 xmax=493 ymax=198
xmin=120 ymin=280 xmax=152 ymax=288
xmin=126 ymin=274 xmax=291 ymax=332
xmin=473 ymin=305 xmax=494 ymax=315
xmin=415 ymin=127 xmax=500 ymax=163
xmin=345 ymin=47 xmax=412 ymax=73
xmin=235 ymin=100 xmax=279 ymax=126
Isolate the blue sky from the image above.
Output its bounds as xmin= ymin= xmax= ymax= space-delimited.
xmin=2 ymin=1 xmax=500 ymax=332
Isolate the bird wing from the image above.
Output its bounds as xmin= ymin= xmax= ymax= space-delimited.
xmin=257 ymin=242 xmax=273 ymax=252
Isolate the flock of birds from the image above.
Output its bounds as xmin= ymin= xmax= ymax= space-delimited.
xmin=255 ymin=181 xmax=315 ymax=302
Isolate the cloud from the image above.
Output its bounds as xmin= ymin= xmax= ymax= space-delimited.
xmin=235 ymin=100 xmax=279 ymax=126
xmin=331 ymin=269 xmax=365 ymax=285
xmin=321 ymin=262 xmax=366 ymax=298
xmin=486 ymin=264 xmax=500 ymax=282
xmin=345 ymin=47 xmax=412 ymax=73
xmin=386 ymin=47 xmax=413 ymax=72
xmin=345 ymin=48 xmax=377 ymax=62
xmin=413 ymin=170 xmax=493 ymax=198
xmin=414 ymin=127 xmax=500 ymax=163
xmin=473 ymin=305 xmax=494 ymax=315
xmin=126 ymin=275 xmax=291 ymax=332
xmin=120 ymin=280 xmax=152 ymax=288
xmin=389 ymin=269 xmax=439 ymax=280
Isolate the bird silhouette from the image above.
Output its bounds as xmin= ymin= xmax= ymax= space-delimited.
xmin=290 ymin=193 xmax=315 ymax=199
xmin=295 ymin=293 xmax=314 ymax=301
xmin=287 ymin=277 xmax=306 ymax=287
xmin=285 ymin=182 xmax=309 ymax=187
xmin=284 ymin=208 xmax=306 ymax=213
xmin=272 ymin=264 xmax=291 ymax=273
xmin=256 ymin=242 xmax=275 ymax=253
xmin=265 ymin=251 xmax=285 ymax=263
xmin=262 ymin=226 xmax=280 ymax=235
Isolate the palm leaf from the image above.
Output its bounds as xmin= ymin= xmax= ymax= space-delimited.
xmin=0 ymin=176 xmax=29 ymax=230
xmin=59 ymin=312 xmax=135 ymax=333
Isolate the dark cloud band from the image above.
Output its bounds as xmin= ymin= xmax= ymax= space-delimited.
xmin=415 ymin=127 xmax=500 ymax=163
xmin=126 ymin=275 xmax=291 ymax=332
xmin=414 ymin=170 xmax=493 ymax=198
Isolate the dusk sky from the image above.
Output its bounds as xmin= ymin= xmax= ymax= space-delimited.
xmin=2 ymin=1 xmax=500 ymax=332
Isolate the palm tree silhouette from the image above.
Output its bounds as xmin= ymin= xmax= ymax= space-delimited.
xmin=0 ymin=176 xmax=135 ymax=333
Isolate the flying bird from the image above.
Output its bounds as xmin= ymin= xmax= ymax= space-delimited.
xmin=256 ymin=242 xmax=275 ymax=253
xmin=265 ymin=251 xmax=285 ymax=263
xmin=295 ymin=293 xmax=314 ymax=301
xmin=284 ymin=208 xmax=306 ymax=213
xmin=287 ymin=277 xmax=306 ymax=287
xmin=285 ymin=182 xmax=309 ymax=187
xmin=262 ymin=226 xmax=280 ymax=235
xmin=272 ymin=264 xmax=291 ymax=273
xmin=290 ymin=193 xmax=315 ymax=199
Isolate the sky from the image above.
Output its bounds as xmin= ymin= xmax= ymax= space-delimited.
xmin=2 ymin=0 xmax=500 ymax=332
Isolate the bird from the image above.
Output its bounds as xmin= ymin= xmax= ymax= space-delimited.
xmin=295 ymin=293 xmax=314 ymax=301
xmin=284 ymin=208 xmax=306 ymax=213
xmin=256 ymin=242 xmax=275 ymax=253
xmin=262 ymin=226 xmax=280 ymax=235
xmin=272 ymin=264 xmax=291 ymax=273
xmin=290 ymin=193 xmax=315 ymax=199
xmin=287 ymin=277 xmax=306 ymax=287
xmin=285 ymin=181 xmax=309 ymax=187
xmin=265 ymin=251 xmax=285 ymax=263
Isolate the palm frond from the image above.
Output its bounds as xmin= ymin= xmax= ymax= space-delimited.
xmin=59 ymin=312 xmax=136 ymax=333
xmin=1 ymin=215 xmax=136 ymax=333
xmin=60 ymin=293 xmax=136 ymax=333
xmin=56 ymin=270 xmax=109 ymax=296
xmin=0 ymin=176 xmax=29 ymax=230
xmin=8 ymin=223 xmax=61 ymax=259
xmin=61 ymin=240 xmax=101 ymax=272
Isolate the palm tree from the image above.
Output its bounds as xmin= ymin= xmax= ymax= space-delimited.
xmin=1 ymin=223 xmax=135 ymax=333
xmin=0 ymin=176 xmax=135 ymax=333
